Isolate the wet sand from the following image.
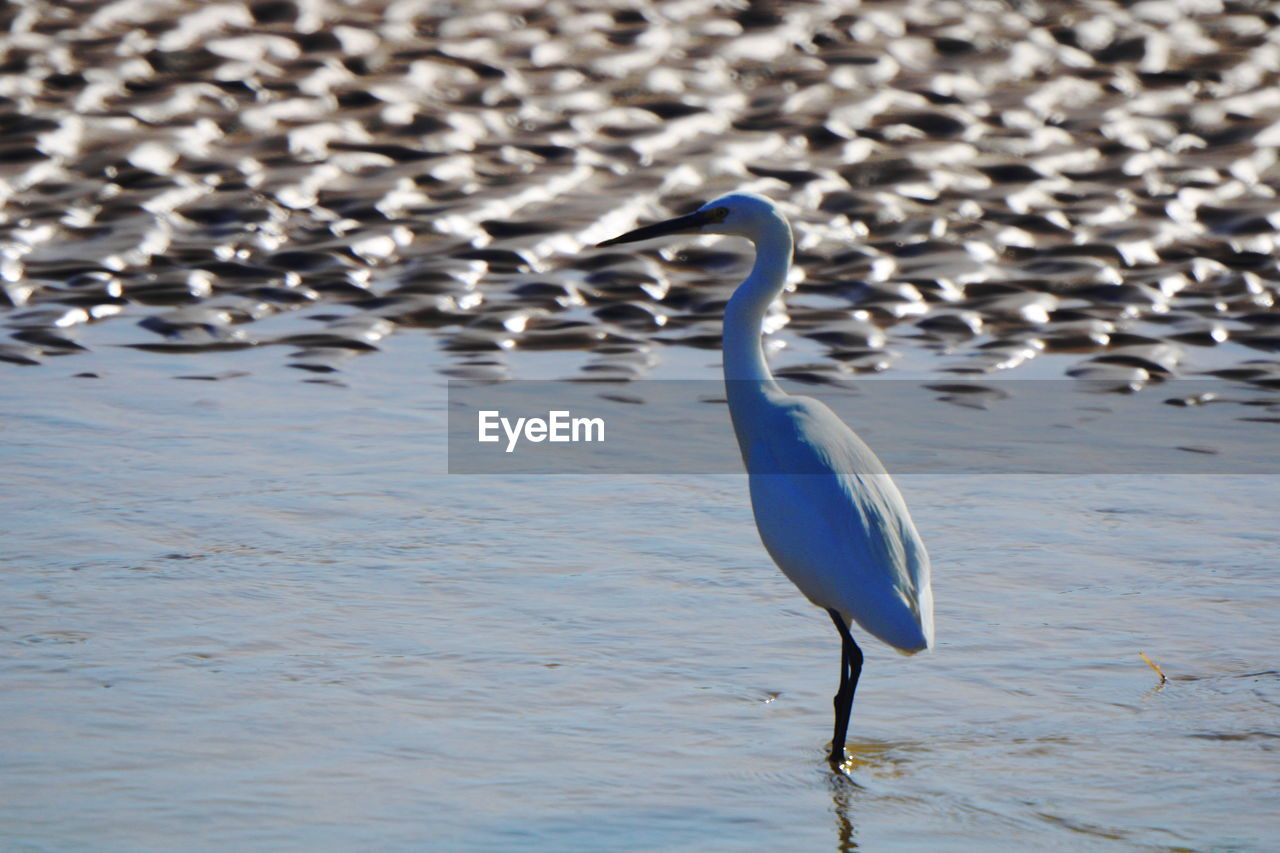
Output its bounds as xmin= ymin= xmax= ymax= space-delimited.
xmin=1 ymin=0 xmax=1279 ymax=400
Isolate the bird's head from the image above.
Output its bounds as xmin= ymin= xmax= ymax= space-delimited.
xmin=596 ymin=192 xmax=782 ymax=247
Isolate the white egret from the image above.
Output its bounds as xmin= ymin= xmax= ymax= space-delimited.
xmin=598 ymin=193 xmax=933 ymax=766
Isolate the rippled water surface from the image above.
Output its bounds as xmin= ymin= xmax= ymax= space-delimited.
xmin=4 ymin=0 xmax=1280 ymax=849
xmin=5 ymin=343 xmax=1279 ymax=852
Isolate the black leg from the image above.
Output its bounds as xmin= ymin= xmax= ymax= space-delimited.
xmin=830 ymin=610 xmax=851 ymax=758
xmin=827 ymin=609 xmax=863 ymax=765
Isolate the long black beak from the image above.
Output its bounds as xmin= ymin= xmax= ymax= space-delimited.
xmin=596 ymin=208 xmax=718 ymax=248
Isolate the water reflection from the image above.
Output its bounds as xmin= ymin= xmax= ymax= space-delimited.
xmin=829 ymin=771 xmax=861 ymax=852
xmin=827 ymin=740 xmax=915 ymax=851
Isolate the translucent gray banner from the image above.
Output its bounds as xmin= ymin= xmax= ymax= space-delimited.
xmin=447 ymin=380 xmax=1280 ymax=474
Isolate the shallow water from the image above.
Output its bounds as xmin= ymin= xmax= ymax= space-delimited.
xmin=4 ymin=341 xmax=1278 ymax=852
xmin=5 ymin=0 xmax=1280 ymax=848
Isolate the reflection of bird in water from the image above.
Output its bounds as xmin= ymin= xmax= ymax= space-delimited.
xmin=600 ymin=193 xmax=934 ymax=766
xmin=831 ymin=771 xmax=859 ymax=852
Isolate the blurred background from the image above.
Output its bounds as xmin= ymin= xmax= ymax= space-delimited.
xmin=2 ymin=0 xmax=1280 ymax=385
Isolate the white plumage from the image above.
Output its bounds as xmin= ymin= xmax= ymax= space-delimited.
xmin=734 ymin=391 xmax=934 ymax=652
xmin=599 ymin=191 xmax=933 ymax=765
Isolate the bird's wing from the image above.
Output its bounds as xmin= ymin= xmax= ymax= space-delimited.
xmin=739 ymin=393 xmax=933 ymax=652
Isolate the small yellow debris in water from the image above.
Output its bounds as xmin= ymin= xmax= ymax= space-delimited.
xmin=1139 ymin=651 xmax=1167 ymax=683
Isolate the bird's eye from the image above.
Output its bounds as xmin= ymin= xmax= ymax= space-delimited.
xmin=707 ymin=207 xmax=729 ymax=222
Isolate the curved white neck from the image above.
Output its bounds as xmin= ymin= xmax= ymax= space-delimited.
xmin=722 ymin=213 xmax=793 ymax=391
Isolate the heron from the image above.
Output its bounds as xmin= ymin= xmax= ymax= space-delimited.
xmin=598 ymin=192 xmax=934 ymax=766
